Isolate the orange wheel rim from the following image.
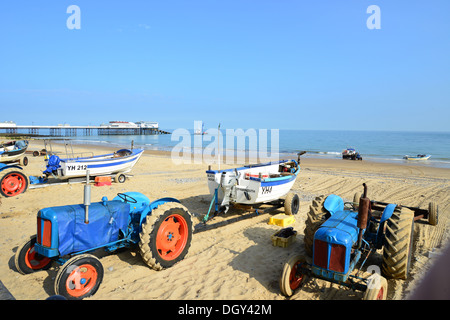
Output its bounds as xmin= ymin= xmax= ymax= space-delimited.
xmin=289 ymin=261 xmax=304 ymax=290
xmin=156 ymin=214 xmax=188 ymax=261
xmin=376 ymin=286 xmax=384 ymax=300
xmin=66 ymin=264 xmax=98 ymax=298
xmin=1 ymin=172 xmax=26 ymax=196
xmin=25 ymin=246 xmax=51 ymax=270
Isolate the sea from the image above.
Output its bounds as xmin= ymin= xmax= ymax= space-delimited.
xmin=52 ymin=129 xmax=450 ymax=169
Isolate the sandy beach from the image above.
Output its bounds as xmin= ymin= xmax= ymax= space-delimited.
xmin=1 ymin=139 xmax=449 ymax=300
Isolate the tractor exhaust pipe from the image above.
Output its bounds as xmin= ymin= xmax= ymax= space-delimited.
xmin=356 ymin=183 xmax=370 ymax=249
xmin=84 ymin=170 xmax=91 ymax=224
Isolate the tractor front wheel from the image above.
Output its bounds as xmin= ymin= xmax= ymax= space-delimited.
xmin=139 ymin=202 xmax=193 ymax=270
xmin=54 ymin=254 xmax=104 ymax=300
xmin=15 ymin=235 xmax=52 ymax=274
xmin=363 ymin=273 xmax=388 ymax=300
xmin=0 ymin=169 xmax=28 ymax=197
xmin=280 ymin=255 xmax=308 ymax=297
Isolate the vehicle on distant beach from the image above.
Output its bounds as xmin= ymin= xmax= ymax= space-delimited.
xmin=0 ymin=140 xmax=28 ymax=165
xmin=403 ymin=154 xmax=431 ymax=161
xmin=14 ymin=178 xmax=193 ymax=299
xmin=342 ymin=148 xmax=362 ymax=160
xmin=279 ymin=183 xmax=438 ymax=300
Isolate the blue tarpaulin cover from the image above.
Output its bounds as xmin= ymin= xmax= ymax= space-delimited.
xmin=39 ymin=201 xmax=130 ymax=256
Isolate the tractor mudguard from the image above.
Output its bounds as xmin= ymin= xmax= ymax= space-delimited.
xmin=379 ymin=203 xmax=397 ymax=225
xmin=324 ymin=194 xmax=344 ymax=216
xmin=0 ymin=163 xmax=23 ymax=172
xmin=139 ymin=197 xmax=181 ymax=225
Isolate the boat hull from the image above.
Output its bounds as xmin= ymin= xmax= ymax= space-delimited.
xmin=0 ymin=141 xmax=28 ymax=163
xmin=52 ymin=149 xmax=144 ymax=179
xmin=206 ymin=160 xmax=299 ymax=205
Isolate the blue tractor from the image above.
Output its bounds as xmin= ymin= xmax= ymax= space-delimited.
xmin=14 ymin=186 xmax=193 ymax=300
xmin=280 ymin=183 xmax=438 ymax=300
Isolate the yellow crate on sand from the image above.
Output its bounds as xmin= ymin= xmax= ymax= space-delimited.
xmin=271 ymin=227 xmax=297 ymax=248
xmin=268 ymin=214 xmax=296 ymax=227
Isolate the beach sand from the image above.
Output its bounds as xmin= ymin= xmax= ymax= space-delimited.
xmin=1 ymin=140 xmax=449 ymax=300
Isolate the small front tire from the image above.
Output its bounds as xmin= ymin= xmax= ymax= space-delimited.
xmin=280 ymin=255 xmax=307 ymax=297
xmin=15 ymin=235 xmax=52 ymax=274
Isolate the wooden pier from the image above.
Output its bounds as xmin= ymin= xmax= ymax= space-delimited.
xmin=0 ymin=124 xmax=170 ymax=137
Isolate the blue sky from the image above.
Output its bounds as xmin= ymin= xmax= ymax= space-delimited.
xmin=0 ymin=1 xmax=449 ymax=131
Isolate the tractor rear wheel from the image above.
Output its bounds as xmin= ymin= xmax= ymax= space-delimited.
xmin=304 ymin=196 xmax=330 ymax=256
xmin=284 ymin=193 xmax=299 ymax=215
xmin=0 ymin=169 xmax=28 ymax=197
xmin=280 ymin=255 xmax=308 ymax=297
xmin=54 ymin=254 xmax=104 ymax=300
xmin=381 ymin=208 xmax=415 ymax=280
xmin=15 ymin=235 xmax=52 ymax=274
xmin=139 ymin=202 xmax=193 ymax=270
xmin=428 ymin=202 xmax=438 ymax=226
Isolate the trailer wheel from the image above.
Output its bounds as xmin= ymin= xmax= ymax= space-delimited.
xmin=382 ymin=208 xmax=415 ymax=280
xmin=0 ymin=169 xmax=28 ymax=197
xmin=363 ymin=273 xmax=388 ymax=300
xmin=115 ymin=173 xmax=126 ymax=183
xmin=304 ymin=196 xmax=330 ymax=256
xmin=280 ymin=255 xmax=307 ymax=297
xmin=139 ymin=202 xmax=193 ymax=270
xmin=14 ymin=235 xmax=52 ymax=274
xmin=284 ymin=193 xmax=299 ymax=215
xmin=428 ymin=202 xmax=438 ymax=226
xmin=54 ymin=254 xmax=104 ymax=300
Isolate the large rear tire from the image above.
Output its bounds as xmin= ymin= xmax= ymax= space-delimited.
xmin=304 ymin=196 xmax=329 ymax=257
xmin=139 ymin=202 xmax=193 ymax=270
xmin=381 ymin=208 xmax=415 ymax=280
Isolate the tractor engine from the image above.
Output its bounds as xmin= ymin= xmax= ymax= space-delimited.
xmin=312 ymin=209 xmax=361 ymax=282
xmin=34 ymin=200 xmax=131 ymax=258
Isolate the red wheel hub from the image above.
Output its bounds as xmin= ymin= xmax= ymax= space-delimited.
xmin=289 ymin=261 xmax=304 ymax=290
xmin=25 ymin=246 xmax=51 ymax=270
xmin=66 ymin=264 xmax=98 ymax=298
xmin=156 ymin=214 xmax=188 ymax=261
xmin=1 ymin=172 xmax=26 ymax=196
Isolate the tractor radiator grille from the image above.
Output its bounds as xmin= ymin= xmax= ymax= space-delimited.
xmin=313 ymin=239 xmax=328 ymax=269
xmin=37 ymin=217 xmax=52 ymax=247
xmin=314 ymin=240 xmax=346 ymax=273
xmin=329 ymin=244 xmax=346 ymax=273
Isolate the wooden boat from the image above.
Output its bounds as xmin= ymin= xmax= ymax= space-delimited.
xmin=403 ymin=154 xmax=431 ymax=161
xmin=342 ymin=148 xmax=362 ymax=160
xmin=43 ymin=148 xmax=144 ymax=179
xmin=0 ymin=140 xmax=28 ymax=164
xmin=206 ymin=159 xmax=300 ymax=209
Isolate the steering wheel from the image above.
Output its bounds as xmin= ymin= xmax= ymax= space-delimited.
xmin=117 ymin=192 xmax=138 ymax=204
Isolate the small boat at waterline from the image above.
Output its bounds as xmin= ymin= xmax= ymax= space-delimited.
xmin=403 ymin=154 xmax=431 ymax=161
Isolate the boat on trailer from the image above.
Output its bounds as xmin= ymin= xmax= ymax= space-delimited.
xmin=403 ymin=154 xmax=431 ymax=161
xmin=0 ymin=140 xmax=28 ymax=165
xmin=206 ymin=159 xmax=300 ymax=211
xmin=42 ymin=148 xmax=144 ymax=180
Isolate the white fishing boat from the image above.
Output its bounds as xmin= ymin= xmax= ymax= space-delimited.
xmin=0 ymin=140 xmax=28 ymax=164
xmin=206 ymin=159 xmax=300 ymax=211
xmin=403 ymin=154 xmax=431 ymax=161
xmin=42 ymin=148 xmax=144 ymax=179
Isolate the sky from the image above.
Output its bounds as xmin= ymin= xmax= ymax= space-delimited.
xmin=0 ymin=0 xmax=449 ymax=131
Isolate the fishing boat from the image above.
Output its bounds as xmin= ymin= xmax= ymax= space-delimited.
xmin=403 ymin=154 xmax=431 ymax=161
xmin=42 ymin=148 xmax=144 ymax=179
xmin=0 ymin=140 xmax=28 ymax=164
xmin=206 ymin=159 xmax=300 ymax=211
